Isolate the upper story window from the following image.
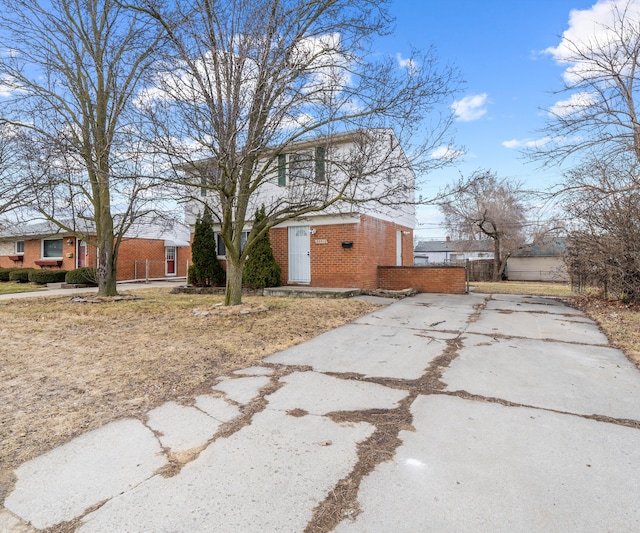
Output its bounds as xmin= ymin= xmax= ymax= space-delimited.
xmin=15 ymin=240 xmax=24 ymax=254
xmin=200 ymin=165 xmax=220 ymax=197
xmin=278 ymin=146 xmax=325 ymax=186
xmin=449 ymin=253 xmax=464 ymax=262
xmin=42 ymin=238 xmax=63 ymax=258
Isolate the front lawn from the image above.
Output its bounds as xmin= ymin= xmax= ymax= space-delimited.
xmin=0 ymin=289 xmax=380 ymax=502
xmin=0 ymin=282 xmax=46 ymax=295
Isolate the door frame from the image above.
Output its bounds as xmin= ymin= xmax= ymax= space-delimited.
xmin=165 ymin=245 xmax=176 ymax=276
xmin=288 ymin=226 xmax=311 ymax=283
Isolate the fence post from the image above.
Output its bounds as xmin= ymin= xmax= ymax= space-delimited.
xmin=145 ymin=259 xmax=149 ymax=283
xmin=466 ymin=259 xmax=470 ymax=293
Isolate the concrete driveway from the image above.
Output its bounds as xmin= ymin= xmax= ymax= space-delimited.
xmin=2 ymin=293 xmax=640 ymax=532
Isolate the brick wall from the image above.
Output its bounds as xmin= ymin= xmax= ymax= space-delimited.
xmin=117 ymin=239 xmax=190 ymax=280
xmin=0 ymin=238 xmax=78 ymax=271
xmin=0 ymin=237 xmax=190 ymax=281
xmin=269 ymin=215 xmax=413 ymax=289
xmin=378 ymin=265 xmax=467 ymax=294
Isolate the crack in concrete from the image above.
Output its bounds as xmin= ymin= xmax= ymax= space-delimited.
xmin=45 ymin=499 xmax=109 ymax=533
xmin=303 ymin=301 xmax=489 ymax=532
xmin=302 ymin=294 xmax=640 ymax=532
xmin=304 ymin=398 xmax=416 ymax=533
xmin=441 ymin=389 xmax=640 ymax=429
xmin=149 ymin=364 xmax=314 ymax=479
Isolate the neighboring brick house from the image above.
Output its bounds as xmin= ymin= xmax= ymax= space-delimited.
xmin=0 ymin=218 xmax=191 ymax=281
xmin=186 ymin=129 xmax=416 ymax=289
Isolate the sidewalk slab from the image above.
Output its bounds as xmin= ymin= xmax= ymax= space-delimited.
xmin=484 ymin=295 xmax=587 ymax=317
xmin=266 ymin=323 xmax=453 ymax=379
xmin=194 ymin=395 xmax=241 ymax=422
xmin=212 ymin=375 xmax=271 ymax=405
xmin=335 ymin=395 xmax=640 ymax=533
xmin=444 ymin=334 xmax=640 ymax=419
xmin=265 ymin=371 xmax=408 ymax=414
xmin=467 ymin=306 xmax=610 ymax=344
xmin=146 ymin=402 xmax=221 ymax=453
xmin=353 ymin=293 xmax=485 ymax=332
xmin=78 ymin=409 xmax=373 ymax=533
xmin=4 ymin=419 xmax=165 ymax=530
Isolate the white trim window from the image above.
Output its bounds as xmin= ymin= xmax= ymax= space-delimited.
xmin=216 ymin=232 xmax=248 ymax=258
xmin=277 ymin=146 xmax=326 ymax=186
xmin=42 ymin=238 xmax=63 ymax=258
xmin=15 ymin=240 xmax=24 ymax=254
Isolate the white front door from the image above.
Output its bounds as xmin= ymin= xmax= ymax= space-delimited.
xmin=396 ymin=230 xmax=403 ymax=266
xmin=288 ymin=226 xmax=311 ymax=283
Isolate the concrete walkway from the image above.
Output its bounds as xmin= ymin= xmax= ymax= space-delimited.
xmin=2 ymin=293 xmax=640 ymax=532
xmin=0 ymin=279 xmax=186 ymax=300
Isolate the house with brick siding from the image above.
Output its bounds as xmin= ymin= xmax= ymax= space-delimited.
xmin=186 ymin=129 xmax=416 ymax=289
xmin=0 ymin=217 xmax=191 ymax=281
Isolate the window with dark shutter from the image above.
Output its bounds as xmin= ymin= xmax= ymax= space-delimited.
xmin=315 ymin=146 xmax=325 ymax=182
xmin=278 ymin=154 xmax=287 ymax=186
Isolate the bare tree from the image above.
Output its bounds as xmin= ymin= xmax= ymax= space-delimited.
xmin=0 ymin=125 xmax=32 ymax=225
xmin=439 ymin=170 xmax=532 ymax=281
xmin=0 ymin=0 xmax=166 ymax=295
xmin=561 ymin=156 xmax=640 ymax=301
xmin=538 ymin=0 xmax=640 ymax=165
xmin=134 ymin=0 xmax=461 ymax=305
xmin=537 ymin=1 xmax=640 ymax=301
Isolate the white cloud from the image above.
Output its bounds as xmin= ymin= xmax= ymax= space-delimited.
xmin=430 ymin=145 xmax=464 ymax=160
xmin=396 ymin=53 xmax=417 ymax=73
xmin=451 ymin=93 xmax=488 ymax=122
xmin=502 ymin=136 xmax=556 ymax=149
xmin=546 ymin=0 xmax=640 ymax=83
xmin=548 ymin=91 xmax=597 ymax=117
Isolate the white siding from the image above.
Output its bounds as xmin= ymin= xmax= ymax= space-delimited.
xmin=507 ymin=257 xmax=569 ymax=282
xmin=186 ymin=130 xmax=416 ymax=229
xmin=0 ymin=242 xmax=14 ymax=255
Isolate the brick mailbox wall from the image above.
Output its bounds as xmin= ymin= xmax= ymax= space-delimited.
xmin=378 ymin=265 xmax=467 ymax=294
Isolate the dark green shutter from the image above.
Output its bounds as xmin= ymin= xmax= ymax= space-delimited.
xmin=278 ymin=154 xmax=287 ymax=186
xmin=200 ymin=174 xmax=207 ymax=197
xmin=315 ymin=146 xmax=325 ymax=182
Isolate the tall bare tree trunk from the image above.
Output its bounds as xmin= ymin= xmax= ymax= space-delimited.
xmin=492 ymin=237 xmax=501 ymax=281
xmin=224 ymin=258 xmax=244 ymax=306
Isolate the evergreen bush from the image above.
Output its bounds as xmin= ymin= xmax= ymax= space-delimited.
xmin=9 ymin=268 xmax=35 ymax=283
xmin=243 ymin=206 xmax=281 ymax=289
xmin=0 ymin=268 xmax=18 ymax=282
xmin=190 ymin=208 xmax=225 ymax=287
xmin=29 ymin=269 xmax=68 ymax=284
xmin=65 ymin=267 xmax=98 ymax=285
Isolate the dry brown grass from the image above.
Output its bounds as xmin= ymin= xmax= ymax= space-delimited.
xmin=569 ymin=297 xmax=640 ymax=370
xmin=472 ymin=281 xmax=574 ymax=297
xmin=0 ymin=289 xmax=380 ymax=502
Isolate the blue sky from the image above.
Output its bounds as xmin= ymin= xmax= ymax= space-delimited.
xmin=379 ymin=0 xmax=601 ymax=240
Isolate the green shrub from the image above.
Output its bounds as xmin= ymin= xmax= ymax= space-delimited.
xmin=243 ymin=206 xmax=281 ymax=289
xmin=187 ymin=264 xmax=201 ymax=286
xmin=65 ymin=267 xmax=98 ymax=285
xmin=28 ymin=269 xmax=68 ymax=284
xmin=190 ymin=208 xmax=225 ymax=287
xmin=0 ymin=268 xmax=18 ymax=282
xmin=9 ymin=268 xmax=35 ymax=283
